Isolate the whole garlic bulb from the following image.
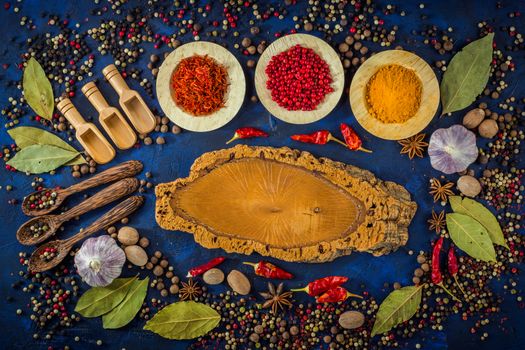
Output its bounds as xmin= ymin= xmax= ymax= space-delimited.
xmin=75 ymin=235 xmax=126 ymax=287
xmin=428 ymin=125 xmax=478 ymax=174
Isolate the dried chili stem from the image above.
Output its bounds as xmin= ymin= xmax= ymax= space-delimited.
xmin=453 ymin=275 xmax=467 ymax=299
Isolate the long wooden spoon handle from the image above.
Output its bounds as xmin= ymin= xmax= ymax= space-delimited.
xmin=62 ymin=160 xmax=143 ymax=196
xmin=64 ymin=196 xmax=144 ymax=248
xmin=59 ymin=178 xmax=139 ymax=222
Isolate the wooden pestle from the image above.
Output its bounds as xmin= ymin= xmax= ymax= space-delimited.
xmin=82 ymin=81 xmax=137 ymax=150
xmin=102 ymin=64 xmax=156 ymax=134
xmin=57 ymin=98 xmax=116 ymax=164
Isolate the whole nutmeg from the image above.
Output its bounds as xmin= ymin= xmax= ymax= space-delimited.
xmin=457 ymin=175 xmax=482 ymax=197
xmin=463 ymin=108 xmax=485 ymax=129
xmin=338 ymin=311 xmax=365 ymax=329
xmin=117 ymin=226 xmax=139 ymax=245
xmin=478 ymin=119 xmax=498 ymax=138
xmin=203 ymin=268 xmax=225 ymax=285
xmin=124 ymin=245 xmax=148 ymax=266
xmin=227 ymin=270 xmax=251 ymax=295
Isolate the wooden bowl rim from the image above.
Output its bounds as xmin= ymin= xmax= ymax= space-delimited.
xmin=255 ymin=33 xmax=344 ymax=125
xmin=349 ymin=49 xmax=439 ymax=140
xmin=156 ymin=41 xmax=246 ymax=132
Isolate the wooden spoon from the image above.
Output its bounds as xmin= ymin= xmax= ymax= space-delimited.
xmin=102 ymin=64 xmax=156 ymax=134
xmin=28 ymin=196 xmax=144 ymax=273
xmin=21 ymin=160 xmax=143 ymax=216
xmin=57 ymin=98 xmax=116 ymax=164
xmin=17 ymin=178 xmax=139 ymax=246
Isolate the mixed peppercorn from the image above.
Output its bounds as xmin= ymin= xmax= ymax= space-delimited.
xmin=2 ymin=1 xmax=525 ymax=349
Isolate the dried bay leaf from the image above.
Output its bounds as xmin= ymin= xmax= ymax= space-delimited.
xmin=144 ymin=301 xmax=220 ymax=339
xmin=446 ymin=213 xmax=496 ymax=262
xmin=7 ymin=144 xmax=78 ymax=174
xmin=8 ymin=126 xmax=86 ymax=165
xmin=102 ymin=277 xmax=149 ymax=329
xmin=449 ymin=196 xmax=508 ymax=249
xmin=23 ymin=57 xmax=54 ymax=120
xmin=371 ymin=285 xmax=423 ymax=337
xmin=440 ymin=33 xmax=494 ymax=115
xmin=75 ymin=277 xmax=137 ymax=318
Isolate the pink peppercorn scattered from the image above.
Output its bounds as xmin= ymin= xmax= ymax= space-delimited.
xmin=265 ymin=44 xmax=333 ymax=111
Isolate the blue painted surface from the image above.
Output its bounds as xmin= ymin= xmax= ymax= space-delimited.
xmin=0 ymin=1 xmax=523 ymax=349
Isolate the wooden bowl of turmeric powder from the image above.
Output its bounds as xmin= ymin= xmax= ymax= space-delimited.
xmin=349 ymin=50 xmax=439 ymax=140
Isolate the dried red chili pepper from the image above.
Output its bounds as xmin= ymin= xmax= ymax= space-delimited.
xmin=291 ymin=276 xmax=348 ymax=296
xmin=316 ymin=286 xmax=362 ymax=303
xmin=340 ymin=123 xmax=372 ymax=153
xmin=291 ymin=130 xmax=348 ymax=147
xmin=431 ymin=237 xmax=444 ymax=285
xmin=226 ymin=127 xmax=269 ymax=144
xmin=431 ymin=237 xmax=460 ymax=302
xmin=448 ymin=246 xmax=467 ymax=297
xmin=187 ymin=257 xmax=226 ymax=277
xmin=243 ymin=261 xmax=293 ymax=279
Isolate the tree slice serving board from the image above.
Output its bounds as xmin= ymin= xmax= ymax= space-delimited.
xmin=155 ymin=145 xmax=417 ymax=263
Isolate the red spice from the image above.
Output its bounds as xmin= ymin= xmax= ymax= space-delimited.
xmin=186 ymin=257 xmax=226 ymax=277
xmin=315 ymin=286 xmax=362 ymax=303
xmin=291 ymin=276 xmax=348 ymax=296
xmin=226 ymin=127 xmax=268 ymax=144
xmin=170 ymin=55 xmax=228 ymax=116
xmin=243 ymin=261 xmax=293 ymax=279
xmin=265 ymin=44 xmax=333 ymax=111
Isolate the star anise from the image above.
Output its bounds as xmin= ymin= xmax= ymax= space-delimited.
xmin=428 ymin=209 xmax=446 ymax=233
xmin=179 ymin=278 xmax=202 ymax=301
xmin=398 ymin=133 xmax=429 ymax=159
xmin=260 ymin=282 xmax=293 ymax=314
xmin=429 ymin=177 xmax=455 ymax=202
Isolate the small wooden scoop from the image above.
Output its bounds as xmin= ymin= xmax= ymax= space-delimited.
xmin=82 ymin=81 xmax=137 ymax=150
xmin=28 ymin=196 xmax=144 ymax=273
xmin=21 ymin=160 xmax=143 ymax=216
xmin=17 ymin=178 xmax=139 ymax=245
xmin=102 ymin=64 xmax=156 ymax=134
xmin=57 ymin=98 xmax=115 ymax=164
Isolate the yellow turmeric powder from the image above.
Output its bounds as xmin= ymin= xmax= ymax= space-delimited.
xmin=365 ymin=64 xmax=422 ymax=124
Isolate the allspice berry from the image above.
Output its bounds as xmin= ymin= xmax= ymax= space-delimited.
xmin=153 ymin=265 xmax=164 ymax=277
xmin=241 ymin=37 xmax=251 ymax=48
xmin=463 ymin=108 xmax=485 ymax=129
xmin=478 ymin=119 xmax=498 ymax=138
xmin=338 ymin=43 xmax=349 ymax=53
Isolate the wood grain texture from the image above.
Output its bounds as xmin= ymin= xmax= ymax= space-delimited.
xmin=254 ymin=33 xmax=344 ymax=124
xmin=349 ymin=50 xmax=439 ymax=140
xmin=28 ymin=196 xmax=144 ymax=273
xmin=156 ymin=41 xmax=245 ymax=132
xmin=17 ymin=178 xmax=139 ymax=246
xmin=21 ymin=160 xmax=143 ymax=216
xmin=156 ymin=145 xmax=417 ymax=263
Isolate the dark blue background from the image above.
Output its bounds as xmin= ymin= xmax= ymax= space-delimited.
xmin=0 ymin=1 xmax=523 ymax=349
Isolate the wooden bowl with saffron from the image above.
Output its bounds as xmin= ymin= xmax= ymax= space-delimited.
xmin=349 ymin=49 xmax=439 ymax=140
xmin=255 ymin=34 xmax=344 ymax=124
xmin=156 ymin=41 xmax=245 ymax=132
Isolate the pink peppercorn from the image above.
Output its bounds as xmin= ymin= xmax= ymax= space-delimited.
xmin=265 ymin=44 xmax=333 ymax=111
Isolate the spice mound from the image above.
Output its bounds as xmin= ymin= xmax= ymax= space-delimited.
xmin=265 ymin=44 xmax=333 ymax=111
xmin=365 ymin=64 xmax=422 ymax=123
xmin=170 ymin=55 xmax=229 ymax=116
